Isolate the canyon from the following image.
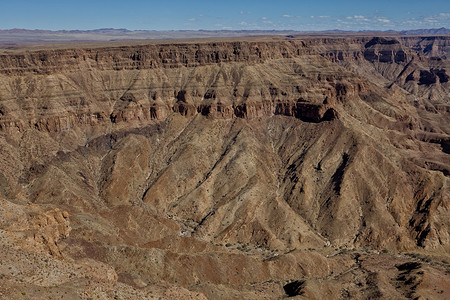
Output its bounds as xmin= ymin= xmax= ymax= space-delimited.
xmin=0 ymin=35 xmax=448 ymax=299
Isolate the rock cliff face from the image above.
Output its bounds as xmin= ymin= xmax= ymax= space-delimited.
xmin=0 ymin=40 xmax=310 ymax=74
xmin=0 ymin=36 xmax=448 ymax=299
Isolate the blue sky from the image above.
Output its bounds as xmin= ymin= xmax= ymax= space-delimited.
xmin=1 ymin=0 xmax=449 ymax=31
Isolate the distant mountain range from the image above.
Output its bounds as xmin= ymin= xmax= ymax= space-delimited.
xmin=400 ymin=27 xmax=450 ymax=35
xmin=0 ymin=27 xmax=448 ymax=45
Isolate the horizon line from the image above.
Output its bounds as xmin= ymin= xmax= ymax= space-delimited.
xmin=0 ymin=27 xmax=449 ymax=33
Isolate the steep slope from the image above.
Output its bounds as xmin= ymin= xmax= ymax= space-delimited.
xmin=0 ymin=37 xmax=448 ymax=299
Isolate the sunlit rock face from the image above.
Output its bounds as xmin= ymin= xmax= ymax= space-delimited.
xmin=0 ymin=36 xmax=448 ymax=299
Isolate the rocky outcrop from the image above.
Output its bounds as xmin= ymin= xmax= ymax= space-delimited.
xmin=0 ymin=200 xmax=70 ymax=257
xmin=177 ymin=99 xmax=338 ymax=122
xmin=417 ymin=68 xmax=449 ymax=85
xmin=363 ymin=37 xmax=407 ymax=63
xmin=28 ymin=208 xmax=71 ymax=257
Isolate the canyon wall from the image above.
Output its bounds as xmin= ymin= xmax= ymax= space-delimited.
xmin=0 ymin=36 xmax=448 ymax=299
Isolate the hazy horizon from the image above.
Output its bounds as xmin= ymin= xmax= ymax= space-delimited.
xmin=1 ymin=27 xmax=449 ymax=32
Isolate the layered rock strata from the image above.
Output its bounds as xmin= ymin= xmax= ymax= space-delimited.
xmin=0 ymin=36 xmax=448 ymax=299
